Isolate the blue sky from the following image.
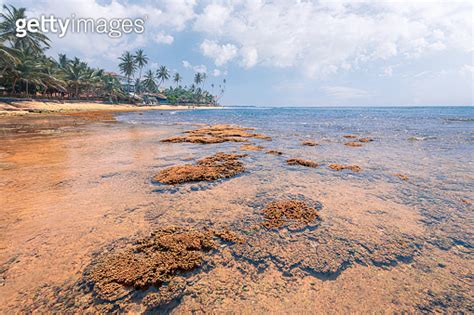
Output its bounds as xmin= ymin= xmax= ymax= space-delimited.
xmin=6 ymin=0 xmax=474 ymax=106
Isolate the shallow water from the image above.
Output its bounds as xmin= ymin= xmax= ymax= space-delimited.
xmin=0 ymin=107 xmax=473 ymax=313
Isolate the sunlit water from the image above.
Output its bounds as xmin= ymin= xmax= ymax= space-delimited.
xmin=0 ymin=107 xmax=472 ymax=313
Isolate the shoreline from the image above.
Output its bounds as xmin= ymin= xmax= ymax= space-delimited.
xmin=0 ymin=100 xmax=222 ymax=116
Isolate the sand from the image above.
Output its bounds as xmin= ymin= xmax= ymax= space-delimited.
xmin=0 ymin=100 xmax=221 ymax=116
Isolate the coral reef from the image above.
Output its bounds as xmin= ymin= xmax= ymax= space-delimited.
xmin=393 ymin=173 xmax=409 ymax=181
xmin=286 ymin=158 xmax=319 ymax=168
xmin=161 ymin=125 xmax=271 ymax=144
xmin=240 ymin=144 xmax=264 ymax=151
xmin=153 ymin=153 xmax=246 ymax=185
xmin=88 ymin=227 xmax=244 ymax=303
xmin=345 ymin=141 xmax=363 ymax=147
xmin=328 ymin=164 xmax=362 ymax=172
xmin=266 ymin=150 xmax=283 ymax=155
xmin=302 ymin=141 xmax=318 ymax=146
xmin=261 ymin=200 xmax=320 ymax=229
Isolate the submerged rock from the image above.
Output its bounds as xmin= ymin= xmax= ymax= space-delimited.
xmin=153 ymin=153 xmax=246 ymax=185
xmin=262 ymin=200 xmax=320 ymax=229
xmin=161 ymin=125 xmax=271 ymax=144
xmin=358 ymin=137 xmax=374 ymax=143
xmin=328 ymin=164 xmax=362 ymax=172
xmin=343 ymin=134 xmax=358 ymax=139
xmin=286 ymin=158 xmax=319 ymax=168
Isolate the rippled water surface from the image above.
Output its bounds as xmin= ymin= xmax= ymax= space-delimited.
xmin=0 ymin=107 xmax=473 ymax=313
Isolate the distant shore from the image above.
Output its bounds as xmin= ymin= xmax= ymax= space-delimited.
xmin=0 ymin=99 xmax=222 ymax=116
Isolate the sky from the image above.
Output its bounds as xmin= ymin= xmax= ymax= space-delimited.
xmin=5 ymin=0 xmax=474 ymax=106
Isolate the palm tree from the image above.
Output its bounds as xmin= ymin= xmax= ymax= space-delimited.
xmin=134 ymin=49 xmax=148 ymax=82
xmin=102 ymin=74 xmax=125 ymax=103
xmin=194 ymin=73 xmax=202 ymax=86
xmin=118 ymin=51 xmax=136 ymax=94
xmin=8 ymin=48 xmax=64 ymax=96
xmin=57 ymin=53 xmax=69 ymax=69
xmin=173 ymin=72 xmax=182 ymax=87
xmin=156 ymin=65 xmax=170 ymax=87
xmin=142 ymin=69 xmax=157 ymax=92
xmin=63 ymin=57 xmax=88 ymax=98
xmin=0 ymin=5 xmax=50 ymax=54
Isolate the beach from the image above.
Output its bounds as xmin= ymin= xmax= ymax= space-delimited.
xmin=0 ymin=100 xmax=221 ymax=116
xmin=0 ymin=107 xmax=472 ymax=313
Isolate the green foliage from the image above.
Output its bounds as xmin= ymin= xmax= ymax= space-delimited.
xmin=0 ymin=5 xmax=224 ymax=106
xmin=163 ymin=85 xmax=215 ymax=106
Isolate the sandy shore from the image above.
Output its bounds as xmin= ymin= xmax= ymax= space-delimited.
xmin=0 ymin=100 xmax=221 ymax=116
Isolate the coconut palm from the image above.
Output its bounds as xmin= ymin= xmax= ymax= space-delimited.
xmin=173 ymin=72 xmax=182 ymax=87
xmin=102 ymin=74 xmax=125 ymax=103
xmin=194 ymin=72 xmax=203 ymax=86
xmin=156 ymin=65 xmax=170 ymax=87
xmin=134 ymin=49 xmax=148 ymax=83
xmin=57 ymin=54 xmax=69 ymax=69
xmin=142 ymin=69 xmax=157 ymax=92
xmin=8 ymin=49 xmax=64 ymax=95
xmin=118 ymin=51 xmax=136 ymax=94
xmin=63 ymin=57 xmax=88 ymax=98
xmin=0 ymin=5 xmax=50 ymax=54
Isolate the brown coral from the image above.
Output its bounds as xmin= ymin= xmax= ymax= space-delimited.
xmin=302 ymin=141 xmax=318 ymax=146
xmin=393 ymin=173 xmax=409 ymax=181
xmin=287 ymin=158 xmax=319 ymax=168
xmin=240 ymin=144 xmax=264 ymax=151
xmin=161 ymin=125 xmax=271 ymax=144
xmin=328 ymin=164 xmax=362 ymax=172
xmin=153 ymin=153 xmax=246 ymax=185
xmin=345 ymin=141 xmax=363 ymax=147
xmin=88 ymin=227 xmax=244 ymax=303
xmin=262 ymin=200 xmax=319 ymax=229
xmin=266 ymin=150 xmax=283 ymax=155
xmin=88 ymin=228 xmax=217 ymax=301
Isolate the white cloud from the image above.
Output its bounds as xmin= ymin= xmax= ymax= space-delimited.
xmin=240 ymin=46 xmax=258 ymax=69
xmin=194 ymin=3 xmax=231 ymax=33
xmin=322 ymin=86 xmax=374 ymax=99
xmin=154 ymin=32 xmax=174 ymax=44
xmin=200 ymin=39 xmax=238 ymax=66
xmin=193 ymin=1 xmax=473 ymax=77
xmin=182 ymin=60 xmax=207 ymax=73
xmin=182 ymin=60 xmax=192 ymax=68
xmin=212 ymin=69 xmax=227 ymax=77
xmin=460 ymin=64 xmax=474 ymax=75
xmin=17 ymin=0 xmax=196 ymax=65
xmin=383 ymin=66 xmax=393 ymax=77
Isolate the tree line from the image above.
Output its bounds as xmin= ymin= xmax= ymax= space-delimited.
xmin=0 ymin=4 xmax=225 ymax=105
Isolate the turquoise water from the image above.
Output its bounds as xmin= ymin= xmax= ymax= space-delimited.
xmin=118 ymin=106 xmax=474 ymax=182
xmin=118 ymin=106 xmax=473 ymax=231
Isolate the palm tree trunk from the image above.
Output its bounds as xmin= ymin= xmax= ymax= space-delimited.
xmin=12 ymin=77 xmax=17 ymax=95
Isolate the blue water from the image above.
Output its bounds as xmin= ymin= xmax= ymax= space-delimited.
xmin=118 ymin=106 xmax=473 ymax=159
xmin=117 ymin=106 xmax=474 ymax=246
